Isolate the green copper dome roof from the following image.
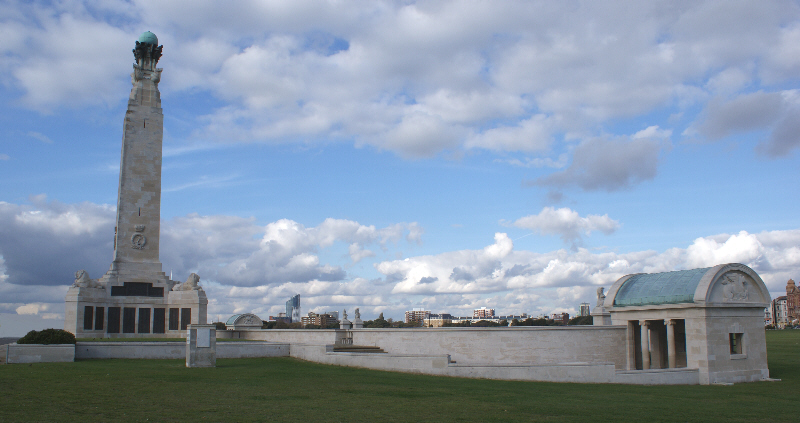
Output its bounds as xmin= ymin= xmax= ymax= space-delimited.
xmin=225 ymin=314 xmax=241 ymax=325
xmin=138 ymin=31 xmax=158 ymax=45
xmin=613 ymin=267 xmax=711 ymax=306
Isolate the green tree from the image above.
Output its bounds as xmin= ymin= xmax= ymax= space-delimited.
xmin=568 ymin=315 xmax=593 ymax=325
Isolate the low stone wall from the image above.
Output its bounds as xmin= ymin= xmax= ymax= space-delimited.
xmin=76 ymin=342 xmax=186 ymax=359
xmin=291 ymin=344 xmax=452 ymax=375
xmin=75 ymin=341 xmax=290 ymax=359
xmin=217 ymin=342 xmax=289 ymax=358
xmin=289 ymin=343 xmax=695 ymax=384
xmin=613 ymin=368 xmax=700 ymax=385
xmin=350 ymin=326 xmax=629 ymax=368
xmin=225 ymin=326 xmax=628 ymax=368
xmin=227 ymin=329 xmax=337 ymax=344
xmin=2 ymin=343 xmax=75 ymax=364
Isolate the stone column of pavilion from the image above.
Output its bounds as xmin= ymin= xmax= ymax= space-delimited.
xmin=640 ymin=320 xmax=650 ymax=370
xmin=666 ymin=319 xmax=677 ymax=369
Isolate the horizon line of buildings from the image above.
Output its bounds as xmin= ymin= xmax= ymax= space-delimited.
xmin=404 ymin=306 xmax=586 ymax=327
xmin=262 ymin=281 xmax=800 ymax=330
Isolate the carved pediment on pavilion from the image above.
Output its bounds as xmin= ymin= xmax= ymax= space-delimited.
xmin=225 ymin=313 xmax=263 ymax=329
xmin=706 ymin=268 xmax=769 ymax=304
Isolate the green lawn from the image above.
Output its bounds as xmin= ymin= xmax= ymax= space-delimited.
xmin=2 ymin=330 xmax=799 ymax=422
xmin=75 ymin=337 xmax=255 ymax=342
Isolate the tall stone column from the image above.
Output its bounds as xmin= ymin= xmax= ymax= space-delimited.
xmin=640 ymin=320 xmax=650 ymax=370
xmin=666 ymin=319 xmax=676 ymax=369
xmin=111 ymin=33 xmax=165 ymax=273
xmin=67 ymin=32 xmax=207 ymax=339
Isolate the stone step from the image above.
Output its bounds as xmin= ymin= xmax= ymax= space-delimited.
xmin=332 ymin=345 xmax=386 ymax=353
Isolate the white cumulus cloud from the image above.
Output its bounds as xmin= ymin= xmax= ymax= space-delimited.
xmin=512 ymin=207 xmax=620 ymax=248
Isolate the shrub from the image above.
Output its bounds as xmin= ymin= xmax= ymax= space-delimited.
xmin=568 ymin=315 xmax=594 ymax=325
xmin=16 ymin=329 xmax=76 ymax=345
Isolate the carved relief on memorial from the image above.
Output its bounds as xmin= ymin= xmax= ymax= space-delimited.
xmin=240 ymin=314 xmax=261 ymax=326
xmin=721 ymin=272 xmax=750 ymax=302
xmin=706 ymin=270 xmax=762 ymax=303
xmin=131 ymin=233 xmax=147 ymax=249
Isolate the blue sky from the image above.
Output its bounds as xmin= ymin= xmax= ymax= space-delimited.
xmin=1 ymin=0 xmax=799 ymax=336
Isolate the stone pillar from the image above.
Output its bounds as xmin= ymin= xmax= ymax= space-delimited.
xmin=640 ymin=320 xmax=650 ymax=370
xmin=186 ymin=324 xmax=216 ymax=368
xmin=666 ymin=319 xmax=676 ymax=369
xmin=626 ymin=321 xmax=637 ymax=370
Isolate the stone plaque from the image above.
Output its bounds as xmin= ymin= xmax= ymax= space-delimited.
xmin=107 ymin=307 xmax=121 ymax=334
xmin=123 ymin=307 xmax=136 ymax=333
xmin=197 ymin=328 xmax=210 ymax=348
xmin=95 ymin=307 xmax=105 ymax=331
xmin=83 ymin=306 xmax=94 ymax=330
xmin=180 ymin=308 xmax=191 ymax=331
xmin=153 ymin=308 xmax=166 ymax=333
xmin=169 ymin=308 xmax=179 ymax=331
xmin=138 ymin=307 xmax=151 ymax=334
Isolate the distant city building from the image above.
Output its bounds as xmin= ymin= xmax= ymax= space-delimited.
xmin=473 ymin=307 xmax=495 ymax=319
xmin=405 ymin=308 xmax=430 ymax=324
xmin=325 ymin=311 xmax=339 ymax=321
xmin=580 ymin=302 xmax=590 ymax=317
xmin=423 ymin=313 xmax=454 ymax=327
xmin=786 ymin=279 xmax=800 ymax=324
xmin=773 ymin=296 xmax=788 ymax=328
xmin=301 ymin=312 xmax=337 ymax=327
xmin=764 ymin=306 xmax=773 ymax=326
xmin=285 ymin=294 xmax=301 ymax=323
xmin=551 ymin=312 xmax=569 ymax=325
xmin=498 ymin=314 xmax=529 ymax=322
xmin=268 ymin=313 xmax=290 ymax=323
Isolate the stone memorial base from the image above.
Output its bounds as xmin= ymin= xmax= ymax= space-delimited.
xmin=65 ymin=270 xmax=207 ymax=339
xmin=186 ymin=324 xmax=216 ymax=367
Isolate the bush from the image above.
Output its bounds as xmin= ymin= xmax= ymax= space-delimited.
xmin=568 ymin=315 xmax=593 ymax=325
xmin=17 ymin=329 xmax=76 ymax=345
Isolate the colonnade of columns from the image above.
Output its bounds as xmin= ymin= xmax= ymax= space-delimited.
xmin=638 ymin=319 xmax=678 ymax=370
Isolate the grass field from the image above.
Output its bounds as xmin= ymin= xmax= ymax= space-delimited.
xmin=2 ymin=330 xmax=799 ymax=422
xmin=75 ymin=337 xmax=255 ymax=342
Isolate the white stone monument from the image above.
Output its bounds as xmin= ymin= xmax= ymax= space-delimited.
xmin=65 ymin=32 xmax=207 ymax=338
xmin=353 ymin=308 xmax=363 ymax=329
xmin=339 ymin=309 xmax=352 ymax=330
xmin=186 ymin=324 xmax=216 ymax=367
xmin=591 ymin=286 xmax=612 ymax=325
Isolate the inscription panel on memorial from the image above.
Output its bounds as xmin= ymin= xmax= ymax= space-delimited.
xmin=197 ymin=328 xmax=210 ymax=348
xmin=169 ymin=308 xmax=179 ymax=331
xmin=123 ymin=307 xmax=136 ymax=333
xmin=95 ymin=307 xmax=105 ymax=331
xmin=108 ymin=307 xmax=121 ymax=334
xmin=153 ymin=308 xmax=166 ymax=333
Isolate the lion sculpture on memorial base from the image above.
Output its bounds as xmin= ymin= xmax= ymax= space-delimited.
xmin=73 ymin=270 xmax=102 ymax=289
xmin=172 ymin=273 xmax=202 ymax=291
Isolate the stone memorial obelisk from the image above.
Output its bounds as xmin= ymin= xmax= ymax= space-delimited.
xmin=65 ymin=32 xmax=207 ymax=338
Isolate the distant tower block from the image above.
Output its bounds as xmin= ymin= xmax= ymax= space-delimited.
xmin=65 ymin=32 xmax=207 ymax=338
